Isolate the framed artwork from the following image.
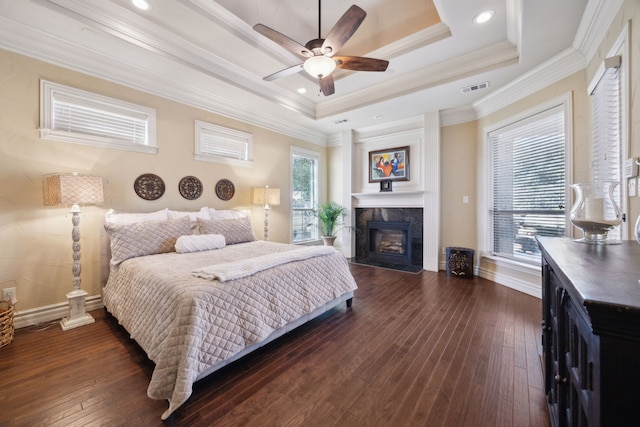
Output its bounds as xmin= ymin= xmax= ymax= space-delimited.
xmin=369 ymin=146 xmax=410 ymax=182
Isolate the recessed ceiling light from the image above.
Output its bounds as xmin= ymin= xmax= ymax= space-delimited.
xmin=473 ymin=10 xmax=494 ymax=24
xmin=373 ymin=115 xmax=383 ymax=120
xmin=131 ymin=0 xmax=152 ymax=11
xmin=297 ymin=87 xmax=307 ymax=94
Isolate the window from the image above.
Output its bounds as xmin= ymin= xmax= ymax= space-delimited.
xmin=291 ymin=147 xmax=319 ymax=243
xmin=488 ymin=104 xmax=567 ymax=264
xmin=40 ymin=80 xmax=156 ymax=154
xmin=590 ymin=56 xmax=623 ymax=240
xmin=195 ymin=120 xmax=253 ymax=167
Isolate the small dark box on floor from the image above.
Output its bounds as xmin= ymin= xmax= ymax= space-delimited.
xmin=446 ymin=247 xmax=474 ymax=278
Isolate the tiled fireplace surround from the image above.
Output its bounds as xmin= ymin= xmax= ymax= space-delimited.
xmin=354 ymin=207 xmax=424 ymax=268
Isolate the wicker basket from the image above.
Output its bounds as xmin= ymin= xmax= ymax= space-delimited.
xmin=0 ymin=300 xmax=14 ymax=348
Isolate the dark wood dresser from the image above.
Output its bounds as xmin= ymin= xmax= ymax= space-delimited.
xmin=537 ymin=237 xmax=640 ymax=427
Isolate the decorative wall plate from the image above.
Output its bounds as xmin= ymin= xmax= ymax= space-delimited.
xmin=215 ymin=179 xmax=235 ymax=201
xmin=178 ymin=176 xmax=203 ymax=200
xmin=134 ymin=173 xmax=165 ymax=200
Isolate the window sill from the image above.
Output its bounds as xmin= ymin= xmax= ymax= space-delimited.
xmin=195 ymin=153 xmax=253 ymax=168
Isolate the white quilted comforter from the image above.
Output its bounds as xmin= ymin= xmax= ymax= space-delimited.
xmin=102 ymin=241 xmax=357 ymax=419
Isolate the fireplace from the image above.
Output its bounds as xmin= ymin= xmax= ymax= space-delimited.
xmin=367 ymin=221 xmax=412 ymax=265
xmin=354 ymin=207 xmax=423 ymax=271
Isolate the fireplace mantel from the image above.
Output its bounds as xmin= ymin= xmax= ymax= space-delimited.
xmin=352 ymin=191 xmax=425 ymax=208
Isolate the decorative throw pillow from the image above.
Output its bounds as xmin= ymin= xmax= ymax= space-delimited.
xmin=105 ymin=208 xmax=169 ymax=224
xmin=168 ymin=207 xmax=211 ymax=233
xmin=175 ymin=234 xmax=226 ymax=253
xmin=105 ymin=216 xmax=192 ymax=264
xmin=196 ymin=216 xmax=256 ymax=245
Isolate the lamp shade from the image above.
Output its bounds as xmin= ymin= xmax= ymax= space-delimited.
xmin=43 ymin=173 xmax=105 ymax=206
xmin=252 ymin=186 xmax=280 ymax=206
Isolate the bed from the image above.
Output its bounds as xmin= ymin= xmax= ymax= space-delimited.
xmin=101 ymin=208 xmax=358 ymax=419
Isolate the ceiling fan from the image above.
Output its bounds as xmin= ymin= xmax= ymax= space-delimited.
xmin=253 ymin=1 xmax=389 ymax=96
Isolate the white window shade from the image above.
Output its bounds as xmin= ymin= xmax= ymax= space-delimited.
xmin=590 ymin=60 xmax=621 ymax=240
xmin=40 ymin=80 xmax=157 ymax=154
xmin=195 ymin=120 xmax=253 ymax=167
xmin=489 ymin=107 xmax=566 ymax=263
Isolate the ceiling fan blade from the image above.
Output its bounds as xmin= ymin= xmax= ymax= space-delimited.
xmin=263 ymin=64 xmax=304 ymax=81
xmin=334 ymin=56 xmax=389 ymax=72
xmin=321 ymin=5 xmax=366 ymax=57
xmin=253 ymin=24 xmax=312 ymax=59
xmin=319 ymin=75 xmax=335 ymax=96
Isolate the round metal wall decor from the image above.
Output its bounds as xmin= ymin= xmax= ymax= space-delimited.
xmin=134 ymin=173 xmax=165 ymax=200
xmin=215 ymin=179 xmax=235 ymax=201
xmin=178 ymin=176 xmax=203 ymax=200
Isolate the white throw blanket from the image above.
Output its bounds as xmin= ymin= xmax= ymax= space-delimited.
xmin=192 ymin=245 xmax=335 ymax=282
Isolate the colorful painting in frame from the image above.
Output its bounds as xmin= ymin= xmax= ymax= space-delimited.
xmin=369 ymin=146 xmax=410 ymax=182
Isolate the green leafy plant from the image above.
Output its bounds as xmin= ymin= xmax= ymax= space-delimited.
xmin=315 ymin=201 xmax=351 ymax=237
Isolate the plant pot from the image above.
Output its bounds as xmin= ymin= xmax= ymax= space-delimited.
xmin=321 ymin=236 xmax=336 ymax=246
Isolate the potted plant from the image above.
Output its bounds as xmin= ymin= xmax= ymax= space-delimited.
xmin=314 ymin=201 xmax=354 ymax=246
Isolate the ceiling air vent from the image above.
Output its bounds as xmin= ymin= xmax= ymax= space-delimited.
xmin=461 ymin=82 xmax=489 ymax=93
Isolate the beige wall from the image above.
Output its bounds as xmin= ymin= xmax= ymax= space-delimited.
xmin=0 ymin=49 xmax=326 ymax=312
xmin=440 ymin=120 xmax=477 ymax=261
xmin=327 ymin=144 xmax=343 ymax=204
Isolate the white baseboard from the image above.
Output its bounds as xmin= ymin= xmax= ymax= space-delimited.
xmin=12 ymin=294 xmax=103 ymax=329
xmin=476 ymin=266 xmax=541 ymax=298
xmin=438 ymin=260 xmax=541 ymax=298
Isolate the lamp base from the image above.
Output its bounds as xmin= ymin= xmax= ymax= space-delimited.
xmin=60 ymin=289 xmax=95 ymax=331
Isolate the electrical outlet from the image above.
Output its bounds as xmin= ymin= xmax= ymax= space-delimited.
xmin=2 ymin=287 xmax=16 ymax=304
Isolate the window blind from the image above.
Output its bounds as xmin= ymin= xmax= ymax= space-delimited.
xmin=590 ymin=60 xmax=621 ymax=240
xmin=490 ymin=107 xmax=566 ymax=263
xmin=52 ymin=93 xmax=149 ymax=145
xmin=198 ymin=129 xmax=248 ymax=160
xmin=40 ymin=80 xmax=156 ymax=154
xmin=194 ymin=120 xmax=252 ymax=166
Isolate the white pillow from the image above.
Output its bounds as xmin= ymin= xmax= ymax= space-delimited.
xmin=175 ymin=233 xmax=226 ymax=254
xmin=207 ymin=209 xmax=250 ymax=220
xmin=168 ymin=207 xmax=211 ymax=233
xmin=105 ymin=208 xmax=169 ymax=224
xmin=168 ymin=207 xmax=210 ymax=221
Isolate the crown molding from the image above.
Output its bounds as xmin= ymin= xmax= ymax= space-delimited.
xmin=472 ymin=47 xmax=586 ymax=119
xmin=440 ymin=106 xmax=478 ymax=127
xmin=44 ymin=0 xmax=316 ymax=119
xmin=472 ymin=0 xmax=623 ymax=119
xmin=183 ymin=0 xmax=304 ymax=66
xmin=0 ymin=14 xmax=328 ymax=146
xmin=317 ymin=40 xmax=518 ymax=119
xmin=572 ymin=0 xmax=624 ymax=65
xmin=368 ymin=22 xmax=452 ymax=61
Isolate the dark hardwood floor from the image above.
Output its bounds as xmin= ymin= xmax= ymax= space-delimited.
xmin=0 ymin=264 xmax=549 ymax=427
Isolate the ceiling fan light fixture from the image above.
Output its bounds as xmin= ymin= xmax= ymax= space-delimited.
xmin=303 ymin=56 xmax=336 ymax=79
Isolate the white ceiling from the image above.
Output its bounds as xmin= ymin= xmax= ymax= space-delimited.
xmin=0 ymin=0 xmax=592 ymax=145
